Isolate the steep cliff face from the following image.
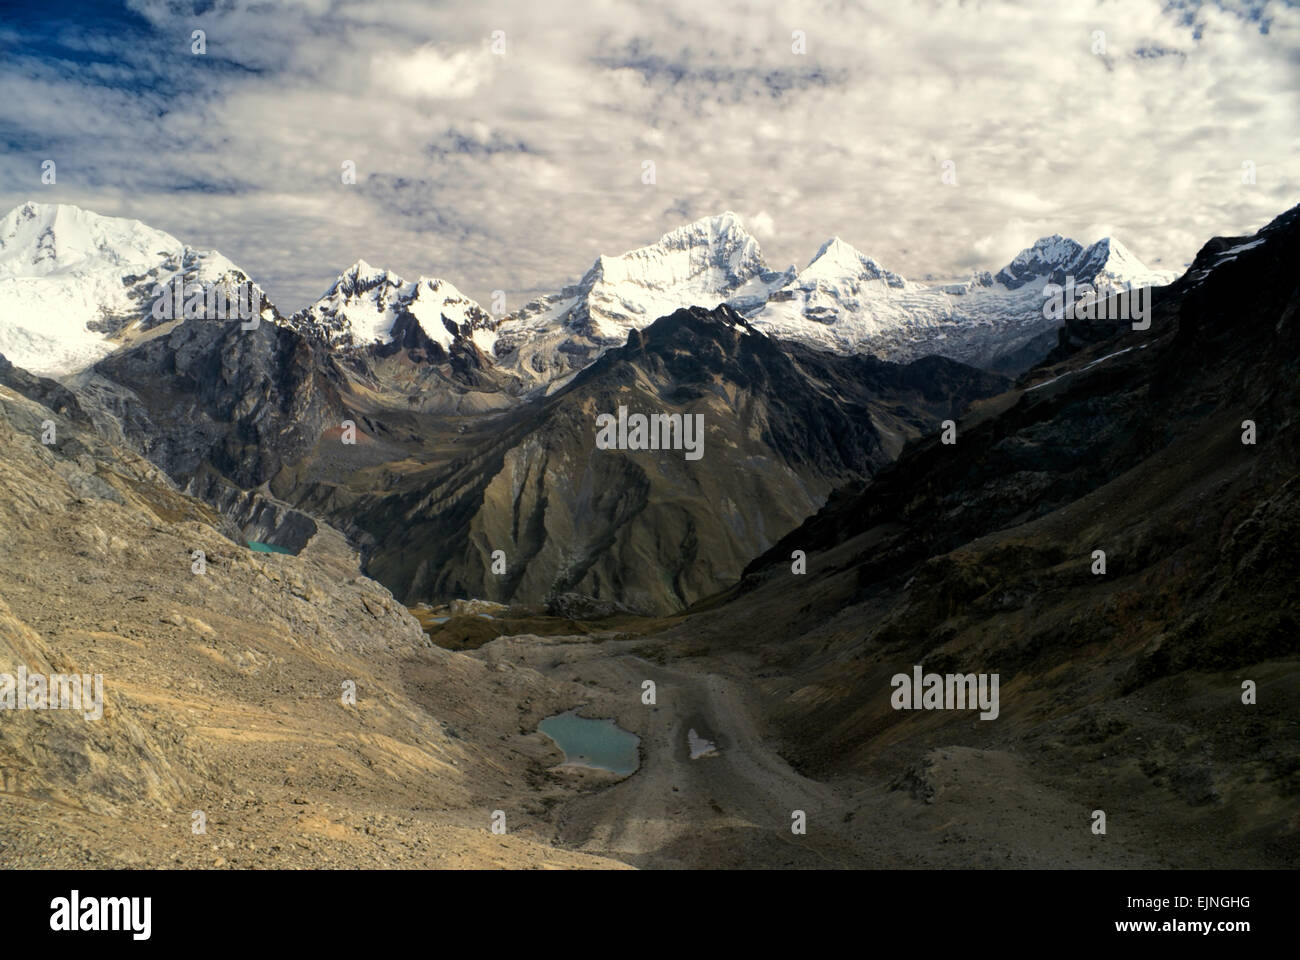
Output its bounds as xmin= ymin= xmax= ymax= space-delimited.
xmin=184 ymin=467 xmax=320 ymax=554
xmin=91 ymin=313 xmax=348 ymax=489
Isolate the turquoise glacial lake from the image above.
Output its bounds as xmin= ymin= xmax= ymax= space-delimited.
xmin=247 ymin=541 xmax=294 ymax=555
xmin=538 ymin=710 xmax=640 ymax=776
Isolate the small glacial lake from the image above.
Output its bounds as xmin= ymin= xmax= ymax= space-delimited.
xmin=538 ymin=710 xmax=640 ymax=776
xmin=247 ymin=541 xmax=294 ymax=555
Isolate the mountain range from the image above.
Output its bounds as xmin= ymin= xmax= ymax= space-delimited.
xmin=0 ymin=201 xmax=1180 ymax=616
xmin=0 ymin=203 xmax=1089 ymax=611
xmin=0 ymin=202 xmax=1175 ymax=383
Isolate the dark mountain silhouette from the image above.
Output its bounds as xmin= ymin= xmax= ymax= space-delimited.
xmin=664 ymin=204 xmax=1300 ymax=865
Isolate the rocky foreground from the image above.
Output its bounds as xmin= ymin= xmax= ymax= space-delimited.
xmin=0 ymin=379 xmax=630 ymax=869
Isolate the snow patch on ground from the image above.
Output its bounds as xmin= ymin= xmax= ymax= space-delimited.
xmin=688 ymin=728 xmax=719 ymax=759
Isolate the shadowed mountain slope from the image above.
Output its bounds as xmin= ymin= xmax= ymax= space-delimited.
xmin=662 ymin=204 xmax=1300 ymax=866
xmin=344 ymin=305 xmax=1007 ymax=614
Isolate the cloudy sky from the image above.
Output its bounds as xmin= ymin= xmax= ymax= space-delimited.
xmin=2 ymin=0 xmax=1297 ymax=312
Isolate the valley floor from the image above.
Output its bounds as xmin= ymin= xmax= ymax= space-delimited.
xmin=2 ymin=597 xmax=1290 ymax=869
xmin=469 ymin=625 xmax=1287 ymax=869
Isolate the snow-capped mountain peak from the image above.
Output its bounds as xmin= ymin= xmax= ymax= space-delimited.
xmin=0 ymin=201 xmax=270 ymax=377
xmin=291 ymin=263 xmax=495 ymax=356
xmin=0 ymin=201 xmax=1184 ymax=387
xmin=651 ymin=210 xmax=762 ymax=270
xmin=491 ymin=211 xmax=792 ymax=384
xmin=1072 ymin=236 xmax=1174 ymax=290
xmin=491 ymin=213 xmax=1181 ymax=387
xmin=329 ymin=259 xmax=403 ymax=294
xmin=994 ymin=234 xmax=1086 ymax=289
xmin=579 ymin=211 xmax=768 ymax=315
xmin=749 ymin=227 xmax=1176 ymax=370
xmin=749 ymin=236 xmax=943 ymax=352
xmin=802 ymin=236 xmax=908 ymax=288
xmin=0 ymin=201 xmax=183 ymax=278
xmin=994 ymin=233 xmax=1174 ymax=292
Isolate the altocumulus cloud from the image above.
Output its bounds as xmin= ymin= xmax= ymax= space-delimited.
xmin=0 ymin=0 xmax=1296 ymax=310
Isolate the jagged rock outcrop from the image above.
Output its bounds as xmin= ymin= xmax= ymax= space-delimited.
xmin=92 ymin=313 xmax=347 ymax=488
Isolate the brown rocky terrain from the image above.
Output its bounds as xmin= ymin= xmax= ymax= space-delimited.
xmin=0 ymin=381 xmax=628 ymax=869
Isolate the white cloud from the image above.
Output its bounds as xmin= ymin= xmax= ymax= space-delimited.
xmin=1 ymin=0 xmax=1296 ymax=312
xmin=749 ymin=211 xmax=775 ymax=239
xmin=370 ymin=45 xmax=492 ymax=100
